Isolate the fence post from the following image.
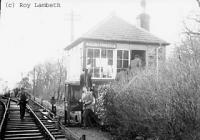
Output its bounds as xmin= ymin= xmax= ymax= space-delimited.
xmin=80 ymin=135 xmax=86 ymax=140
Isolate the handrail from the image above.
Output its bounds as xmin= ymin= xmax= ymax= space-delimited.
xmin=26 ymin=104 xmax=56 ymax=140
xmin=0 ymin=98 xmax=10 ymax=138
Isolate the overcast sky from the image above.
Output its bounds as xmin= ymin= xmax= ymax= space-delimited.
xmin=0 ymin=0 xmax=199 ymax=89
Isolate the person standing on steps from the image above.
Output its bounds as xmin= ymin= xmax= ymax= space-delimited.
xmin=18 ymin=88 xmax=28 ymax=120
xmin=80 ymin=68 xmax=101 ymax=128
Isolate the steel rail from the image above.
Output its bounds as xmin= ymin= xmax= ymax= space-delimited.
xmin=0 ymin=98 xmax=10 ymax=138
xmin=0 ymin=100 xmax=6 ymax=128
xmin=10 ymin=98 xmax=56 ymax=140
xmin=26 ymin=104 xmax=56 ymax=140
xmin=30 ymin=98 xmax=83 ymax=140
xmin=30 ymin=98 xmax=55 ymax=119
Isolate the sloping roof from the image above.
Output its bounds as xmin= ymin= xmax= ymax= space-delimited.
xmin=65 ymin=15 xmax=169 ymax=50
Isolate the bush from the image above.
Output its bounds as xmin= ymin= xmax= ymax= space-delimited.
xmin=96 ymin=85 xmax=120 ymax=131
xmin=96 ymin=60 xmax=200 ymax=140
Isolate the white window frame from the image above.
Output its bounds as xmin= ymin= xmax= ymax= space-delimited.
xmin=86 ymin=47 xmax=114 ymax=79
xmin=117 ymin=49 xmax=130 ymax=73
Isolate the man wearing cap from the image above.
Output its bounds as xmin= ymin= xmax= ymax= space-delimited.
xmin=130 ymin=54 xmax=142 ymax=69
xmin=18 ymin=88 xmax=28 ymax=120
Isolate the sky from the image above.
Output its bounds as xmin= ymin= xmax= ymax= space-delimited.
xmin=0 ymin=0 xmax=199 ymax=89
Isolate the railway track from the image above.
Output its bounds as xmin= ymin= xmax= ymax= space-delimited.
xmin=28 ymin=98 xmax=84 ymax=140
xmin=1 ymin=99 xmax=67 ymax=140
xmin=28 ymin=99 xmax=67 ymax=139
xmin=3 ymin=100 xmax=46 ymax=140
xmin=28 ymin=98 xmax=55 ymax=119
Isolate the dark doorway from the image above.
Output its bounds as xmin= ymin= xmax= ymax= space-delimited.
xmin=131 ymin=50 xmax=146 ymax=67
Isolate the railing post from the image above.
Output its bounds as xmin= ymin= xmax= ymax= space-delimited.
xmin=64 ymin=97 xmax=67 ymax=125
xmin=64 ymin=83 xmax=68 ymax=125
xmin=67 ymin=84 xmax=71 ymax=125
xmin=51 ymin=97 xmax=56 ymax=116
xmin=80 ymin=135 xmax=86 ymax=140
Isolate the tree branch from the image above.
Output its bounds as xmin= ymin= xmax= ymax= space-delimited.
xmin=185 ymin=30 xmax=200 ymax=36
xmin=188 ymin=17 xmax=200 ymax=23
xmin=183 ymin=21 xmax=200 ymax=36
xmin=197 ymin=0 xmax=200 ymax=7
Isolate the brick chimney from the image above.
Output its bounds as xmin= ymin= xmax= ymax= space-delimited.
xmin=136 ymin=0 xmax=150 ymax=31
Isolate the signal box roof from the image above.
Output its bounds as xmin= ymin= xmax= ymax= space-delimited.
xmin=65 ymin=15 xmax=169 ymax=50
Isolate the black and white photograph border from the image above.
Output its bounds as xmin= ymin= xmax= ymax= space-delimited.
xmin=0 ymin=0 xmax=200 ymax=140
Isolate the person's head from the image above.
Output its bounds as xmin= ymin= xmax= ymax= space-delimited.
xmin=135 ymin=54 xmax=140 ymax=58
xmin=82 ymin=86 xmax=87 ymax=93
xmin=82 ymin=68 xmax=89 ymax=73
xmin=88 ymin=68 xmax=93 ymax=75
xmin=21 ymin=88 xmax=27 ymax=94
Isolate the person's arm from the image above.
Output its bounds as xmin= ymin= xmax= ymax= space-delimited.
xmin=17 ymin=98 xmax=21 ymax=105
xmin=88 ymin=74 xmax=92 ymax=88
xmin=80 ymin=74 xmax=84 ymax=88
xmin=139 ymin=59 xmax=142 ymax=67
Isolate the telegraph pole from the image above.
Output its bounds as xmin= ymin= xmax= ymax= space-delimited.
xmin=141 ymin=0 xmax=146 ymax=13
xmin=70 ymin=10 xmax=74 ymax=42
xmin=64 ymin=10 xmax=79 ymax=125
xmin=65 ymin=10 xmax=80 ymax=42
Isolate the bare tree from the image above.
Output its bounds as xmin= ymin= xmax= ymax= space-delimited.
xmin=56 ymin=58 xmax=67 ymax=100
xmin=18 ymin=77 xmax=31 ymax=90
xmin=182 ymin=1 xmax=200 ymax=36
xmin=28 ymin=59 xmax=67 ymax=101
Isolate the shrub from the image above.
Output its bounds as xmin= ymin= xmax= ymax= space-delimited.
xmin=96 ymin=60 xmax=200 ymax=140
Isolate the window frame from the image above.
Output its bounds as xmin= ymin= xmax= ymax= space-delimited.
xmin=117 ymin=49 xmax=130 ymax=73
xmin=86 ymin=47 xmax=114 ymax=79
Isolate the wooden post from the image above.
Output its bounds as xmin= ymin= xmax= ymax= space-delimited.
xmin=64 ymin=83 xmax=67 ymax=125
xmin=67 ymin=84 xmax=71 ymax=125
xmin=64 ymin=97 xmax=66 ymax=125
xmin=81 ymin=135 xmax=86 ymax=140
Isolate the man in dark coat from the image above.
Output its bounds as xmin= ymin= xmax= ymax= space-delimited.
xmin=18 ymin=88 xmax=28 ymax=120
xmin=80 ymin=68 xmax=92 ymax=90
xmin=14 ymin=88 xmax=20 ymax=97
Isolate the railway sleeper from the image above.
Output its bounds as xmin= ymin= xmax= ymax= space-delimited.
xmin=4 ymin=135 xmax=45 ymax=140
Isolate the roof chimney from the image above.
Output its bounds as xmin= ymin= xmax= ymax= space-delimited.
xmin=136 ymin=0 xmax=150 ymax=31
